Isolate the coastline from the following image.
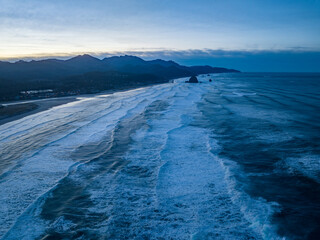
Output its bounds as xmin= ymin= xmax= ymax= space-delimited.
xmin=0 ymin=82 xmax=167 ymax=126
xmin=0 ymin=97 xmax=78 ymax=126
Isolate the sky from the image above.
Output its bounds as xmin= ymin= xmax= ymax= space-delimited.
xmin=0 ymin=0 xmax=320 ymax=71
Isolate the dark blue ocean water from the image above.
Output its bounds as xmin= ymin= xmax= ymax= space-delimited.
xmin=199 ymin=73 xmax=320 ymax=239
xmin=0 ymin=73 xmax=319 ymax=239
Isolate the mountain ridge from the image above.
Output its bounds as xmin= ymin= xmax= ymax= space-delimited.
xmin=0 ymin=55 xmax=240 ymax=101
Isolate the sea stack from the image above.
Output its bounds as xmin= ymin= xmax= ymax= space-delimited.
xmin=186 ymin=76 xmax=199 ymax=83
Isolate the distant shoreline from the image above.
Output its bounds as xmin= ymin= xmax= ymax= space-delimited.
xmin=0 ymin=82 xmax=165 ymax=126
xmin=0 ymin=97 xmax=78 ymax=126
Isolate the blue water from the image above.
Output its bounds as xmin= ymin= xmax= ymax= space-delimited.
xmin=0 ymin=73 xmax=319 ymax=239
xmin=199 ymin=73 xmax=320 ymax=239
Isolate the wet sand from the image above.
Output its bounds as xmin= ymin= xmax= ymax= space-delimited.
xmin=0 ymin=97 xmax=78 ymax=126
xmin=0 ymin=83 xmax=165 ymax=126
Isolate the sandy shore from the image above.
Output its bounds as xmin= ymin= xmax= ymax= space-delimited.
xmin=0 ymin=97 xmax=78 ymax=126
xmin=0 ymin=83 xmax=166 ymax=126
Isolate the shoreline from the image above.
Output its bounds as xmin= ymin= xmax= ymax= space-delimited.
xmin=0 ymin=82 xmax=167 ymax=126
xmin=0 ymin=97 xmax=78 ymax=126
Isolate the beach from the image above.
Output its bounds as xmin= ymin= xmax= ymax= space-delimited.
xmin=0 ymin=97 xmax=78 ymax=126
xmin=0 ymin=73 xmax=319 ymax=239
xmin=0 ymin=83 xmax=163 ymax=126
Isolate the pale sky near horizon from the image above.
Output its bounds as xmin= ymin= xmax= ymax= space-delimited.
xmin=1 ymin=0 xmax=320 ymax=71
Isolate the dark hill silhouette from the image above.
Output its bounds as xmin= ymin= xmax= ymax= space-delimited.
xmin=0 ymin=55 xmax=239 ymax=101
xmin=102 ymin=55 xmax=146 ymax=68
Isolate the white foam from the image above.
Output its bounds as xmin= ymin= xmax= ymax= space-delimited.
xmin=232 ymin=91 xmax=257 ymax=97
xmin=0 ymin=82 xmax=178 ymax=238
xmin=84 ymin=82 xmax=271 ymax=239
xmin=1 ymin=76 xmax=283 ymax=239
xmin=214 ymin=156 xmax=283 ymax=239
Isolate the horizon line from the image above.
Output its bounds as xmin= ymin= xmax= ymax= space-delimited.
xmin=1 ymin=48 xmax=320 ymax=62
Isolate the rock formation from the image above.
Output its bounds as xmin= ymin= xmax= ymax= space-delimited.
xmin=185 ymin=76 xmax=199 ymax=83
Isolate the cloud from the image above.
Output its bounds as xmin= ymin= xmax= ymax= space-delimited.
xmin=94 ymin=48 xmax=320 ymax=59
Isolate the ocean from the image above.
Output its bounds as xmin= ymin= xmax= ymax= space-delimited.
xmin=0 ymin=73 xmax=319 ymax=239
